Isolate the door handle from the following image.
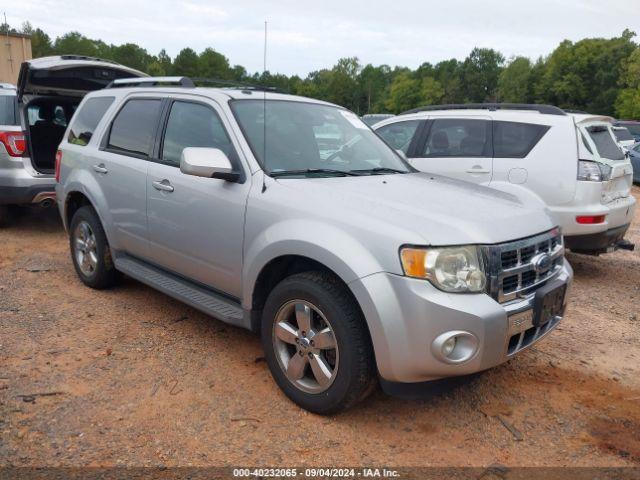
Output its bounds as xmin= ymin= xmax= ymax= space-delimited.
xmin=152 ymin=179 xmax=174 ymax=192
xmin=466 ymin=165 xmax=491 ymax=174
xmin=93 ymin=164 xmax=108 ymax=174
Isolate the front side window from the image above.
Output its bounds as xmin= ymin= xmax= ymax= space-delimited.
xmin=107 ymin=99 xmax=162 ymax=157
xmin=68 ymin=97 xmax=115 ymax=146
xmin=230 ymin=100 xmax=411 ymax=176
xmin=376 ymin=120 xmax=420 ymax=154
xmin=162 ymin=101 xmax=234 ymax=166
xmin=493 ymin=121 xmax=550 ymax=158
xmin=422 ymin=118 xmax=490 ymax=157
xmin=586 ymin=126 xmax=625 ymax=161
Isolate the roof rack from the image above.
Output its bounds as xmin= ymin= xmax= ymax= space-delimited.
xmin=105 ymin=76 xmax=196 ymax=89
xmin=563 ymin=109 xmax=588 ymax=114
xmin=192 ymin=77 xmax=284 ymax=93
xmin=401 ymin=103 xmax=567 ymax=116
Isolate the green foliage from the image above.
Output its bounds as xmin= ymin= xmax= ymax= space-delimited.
xmin=498 ymin=57 xmax=532 ymax=102
xmin=6 ymin=23 xmax=640 ymax=118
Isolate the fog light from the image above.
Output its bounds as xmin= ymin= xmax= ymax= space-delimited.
xmin=442 ymin=337 xmax=457 ymax=357
xmin=431 ymin=331 xmax=479 ymax=364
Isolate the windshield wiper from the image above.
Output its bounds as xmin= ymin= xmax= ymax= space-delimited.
xmin=350 ymin=167 xmax=406 ymax=175
xmin=270 ymin=168 xmax=361 ymax=177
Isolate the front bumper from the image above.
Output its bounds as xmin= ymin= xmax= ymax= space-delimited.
xmin=349 ymin=259 xmax=573 ymax=384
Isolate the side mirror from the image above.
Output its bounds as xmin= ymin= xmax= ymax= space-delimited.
xmin=180 ymin=147 xmax=240 ymax=181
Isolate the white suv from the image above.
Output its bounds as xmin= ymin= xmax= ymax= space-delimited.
xmin=374 ymin=104 xmax=636 ymax=255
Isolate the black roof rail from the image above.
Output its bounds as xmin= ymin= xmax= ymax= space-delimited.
xmin=401 ymin=103 xmax=567 ymax=116
xmin=192 ymin=77 xmax=285 ymax=93
xmin=563 ymin=109 xmax=588 ymax=114
xmin=105 ymin=76 xmax=196 ymax=89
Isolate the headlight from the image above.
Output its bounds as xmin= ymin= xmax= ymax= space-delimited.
xmin=400 ymin=246 xmax=486 ymax=293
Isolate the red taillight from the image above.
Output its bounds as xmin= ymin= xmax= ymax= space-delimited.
xmin=576 ymin=215 xmax=606 ymax=224
xmin=0 ymin=131 xmax=26 ymax=157
xmin=55 ymin=150 xmax=63 ymax=183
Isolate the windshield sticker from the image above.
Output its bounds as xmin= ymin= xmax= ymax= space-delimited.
xmin=340 ymin=111 xmax=369 ymax=130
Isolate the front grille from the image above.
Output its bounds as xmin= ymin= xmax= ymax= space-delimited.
xmin=482 ymin=228 xmax=564 ymax=303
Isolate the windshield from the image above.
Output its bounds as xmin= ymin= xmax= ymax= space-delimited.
xmin=585 ymin=125 xmax=625 ymax=161
xmin=230 ymin=100 xmax=412 ymax=177
xmin=613 ymin=127 xmax=634 ymax=142
xmin=619 ymin=123 xmax=640 ymax=137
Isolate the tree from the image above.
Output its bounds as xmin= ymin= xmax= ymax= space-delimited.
xmin=384 ymin=73 xmax=423 ymax=113
xmin=421 ymin=77 xmax=444 ymax=105
xmin=358 ymin=64 xmax=392 ymax=113
xmin=110 ymin=43 xmax=152 ymax=72
xmin=615 ymin=47 xmax=640 ymax=118
xmin=460 ymin=48 xmax=505 ymax=102
xmin=53 ymin=32 xmax=103 ymax=57
xmin=498 ymin=57 xmax=532 ymax=102
xmin=172 ymin=48 xmax=200 ymax=77
xmin=199 ymin=48 xmax=232 ymax=79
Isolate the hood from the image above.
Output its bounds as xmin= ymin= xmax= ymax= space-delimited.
xmin=276 ymin=172 xmax=555 ymax=246
xmin=17 ymin=55 xmax=147 ymax=101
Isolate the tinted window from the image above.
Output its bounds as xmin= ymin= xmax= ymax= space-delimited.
xmin=162 ymin=101 xmax=234 ymax=166
xmin=107 ymin=99 xmax=162 ymax=157
xmin=376 ymin=120 xmax=420 ymax=154
xmin=68 ymin=97 xmax=114 ymax=146
xmin=586 ymin=126 xmax=625 ymax=161
xmin=613 ymin=128 xmax=634 ymax=142
xmin=493 ymin=121 xmax=549 ymax=158
xmin=0 ymin=95 xmax=18 ymax=125
xmin=618 ymin=123 xmax=640 ymax=136
xmin=422 ymin=118 xmax=490 ymax=157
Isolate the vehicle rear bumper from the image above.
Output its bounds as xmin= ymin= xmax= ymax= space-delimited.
xmin=0 ymin=160 xmax=56 ymax=205
xmin=349 ymin=259 xmax=573 ymax=384
xmin=564 ymin=223 xmax=633 ymax=253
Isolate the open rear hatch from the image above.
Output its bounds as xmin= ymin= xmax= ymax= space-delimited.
xmin=17 ymin=55 xmax=147 ymax=101
xmin=17 ymin=56 xmax=147 ymax=173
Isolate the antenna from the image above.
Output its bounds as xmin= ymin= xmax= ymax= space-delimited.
xmin=261 ymin=20 xmax=268 ymax=193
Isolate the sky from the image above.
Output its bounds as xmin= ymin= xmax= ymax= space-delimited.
xmin=9 ymin=0 xmax=640 ymax=76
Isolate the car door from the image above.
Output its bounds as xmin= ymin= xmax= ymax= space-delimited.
xmin=409 ymin=116 xmax=493 ymax=184
xmin=146 ymin=97 xmax=249 ymax=298
xmin=95 ymin=96 xmax=163 ymax=258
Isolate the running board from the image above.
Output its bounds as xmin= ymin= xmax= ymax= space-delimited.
xmin=114 ymin=255 xmax=246 ymax=328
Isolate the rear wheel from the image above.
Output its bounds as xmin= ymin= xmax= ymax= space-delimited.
xmin=69 ymin=206 xmax=119 ymax=289
xmin=261 ymin=271 xmax=376 ymax=414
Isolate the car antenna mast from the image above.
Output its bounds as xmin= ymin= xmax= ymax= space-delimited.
xmin=261 ymin=20 xmax=268 ymax=193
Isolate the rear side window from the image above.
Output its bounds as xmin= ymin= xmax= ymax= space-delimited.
xmin=422 ymin=118 xmax=490 ymax=157
xmin=161 ymin=101 xmax=234 ymax=166
xmin=493 ymin=121 xmax=550 ymax=158
xmin=376 ymin=120 xmax=420 ymax=154
xmin=107 ymin=99 xmax=162 ymax=157
xmin=68 ymin=97 xmax=114 ymax=146
xmin=0 ymin=95 xmax=18 ymax=126
xmin=586 ymin=126 xmax=625 ymax=161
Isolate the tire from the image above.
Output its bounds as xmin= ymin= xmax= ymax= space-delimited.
xmin=69 ymin=205 xmax=119 ymax=289
xmin=261 ymin=271 xmax=376 ymax=414
xmin=0 ymin=205 xmax=11 ymax=228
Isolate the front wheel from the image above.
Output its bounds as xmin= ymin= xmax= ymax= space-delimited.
xmin=261 ymin=271 xmax=376 ymax=414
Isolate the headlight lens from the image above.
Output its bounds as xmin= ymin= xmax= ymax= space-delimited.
xmin=400 ymin=246 xmax=486 ymax=293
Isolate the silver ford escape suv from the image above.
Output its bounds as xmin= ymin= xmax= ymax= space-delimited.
xmin=56 ymin=77 xmax=573 ymax=413
xmin=0 ymin=56 xmax=145 ymax=227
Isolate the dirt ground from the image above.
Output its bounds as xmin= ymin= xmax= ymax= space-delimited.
xmin=1 ymin=188 xmax=639 ymax=469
